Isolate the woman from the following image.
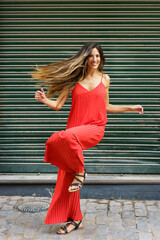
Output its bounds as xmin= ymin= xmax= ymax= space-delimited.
xmin=32 ymin=42 xmax=143 ymax=235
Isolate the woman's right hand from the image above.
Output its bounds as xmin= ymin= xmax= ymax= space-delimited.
xmin=35 ymin=88 xmax=47 ymax=103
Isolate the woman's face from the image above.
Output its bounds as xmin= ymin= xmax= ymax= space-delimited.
xmin=87 ymin=48 xmax=101 ymax=70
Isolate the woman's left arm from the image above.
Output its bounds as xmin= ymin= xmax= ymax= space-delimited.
xmin=104 ymin=74 xmax=143 ymax=114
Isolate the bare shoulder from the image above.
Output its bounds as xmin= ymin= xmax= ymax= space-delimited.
xmin=103 ymin=73 xmax=110 ymax=89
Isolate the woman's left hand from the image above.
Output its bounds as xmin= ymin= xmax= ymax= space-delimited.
xmin=132 ymin=105 xmax=143 ymax=114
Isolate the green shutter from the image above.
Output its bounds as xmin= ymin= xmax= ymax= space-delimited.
xmin=0 ymin=0 xmax=160 ymax=174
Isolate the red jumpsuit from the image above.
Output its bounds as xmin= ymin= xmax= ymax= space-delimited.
xmin=44 ymin=73 xmax=107 ymax=224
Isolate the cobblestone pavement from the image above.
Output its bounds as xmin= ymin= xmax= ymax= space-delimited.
xmin=0 ymin=196 xmax=160 ymax=240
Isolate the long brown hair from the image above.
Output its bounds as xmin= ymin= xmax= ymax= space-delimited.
xmin=30 ymin=42 xmax=105 ymax=98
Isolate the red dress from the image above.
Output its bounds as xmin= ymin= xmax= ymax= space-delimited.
xmin=44 ymin=73 xmax=107 ymax=224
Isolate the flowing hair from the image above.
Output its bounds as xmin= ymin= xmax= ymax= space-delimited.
xmin=30 ymin=42 xmax=105 ymax=98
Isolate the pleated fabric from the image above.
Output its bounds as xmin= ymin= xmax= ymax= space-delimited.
xmin=44 ymin=73 xmax=107 ymax=224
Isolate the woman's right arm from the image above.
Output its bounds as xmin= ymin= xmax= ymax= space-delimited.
xmin=35 ymin=88 xmax=71 ymax=111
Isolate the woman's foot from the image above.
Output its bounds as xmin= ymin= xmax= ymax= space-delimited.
xmin=57 ymin=220 xmax=83 ymax=234
xmin=68 ymin=170 xmax=87 ymax=192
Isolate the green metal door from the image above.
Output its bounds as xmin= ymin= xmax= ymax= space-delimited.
xmin=0 ymin=0 xmax=160 ymax=174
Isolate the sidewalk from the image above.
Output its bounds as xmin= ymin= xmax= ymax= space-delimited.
xmin=0 ymin=196 xmax=160 ymax=240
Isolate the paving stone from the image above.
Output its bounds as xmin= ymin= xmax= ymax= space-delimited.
xmin=25 ymin=238 xmax=39 ymax=240
xmin=124 ymin=238 xmax=138 ymax=240
xmin=81 ymin=207 xmax=86 ymax=213
xmin=6 ymin=211 xmax=21 ymax=220
xmin=50 ymin=223 xmax=66 ymax=235
xmin=0 ymin=217 xmax=6 ymax=226
xmin=134 ymin=202 xmax=146 ymax=209
xmin=83 ymin=221 xmax=97 ymax=228
xmin=138 ymin=231 xmax=153 ymax=240
xmin=0 ymin=211 xmax=12 ymax=217
xmin=122 ymin=218 xmax=136 ymax=227
xmin=152 ymin=230 xmax=160 ymax=240
xmin=7 ymin=196 xmax=22 ymax=200
xmin=39 ymin=211 xmax=46 ymax=218
xmin=0 ymin=203 xmax=5 ymax=208
xmin=0 ymin=236 xmax=6 ymax=240
xmin=148 ymin=213 xmax=160 ymax=222
xmin=85 ymin=207 xmax=97 ymax=213
xmin=123 ymin=227 xmax=138 ymax=239
xmin=29 ymin=212 xmax=44 ymax=220
xmin=0 ymin=198 xmax=7 ymax=203
xmin=123 ymin=204 xmax=133 ymax=211
xmin=148 ymin=219 xmax=160 ymax=231
xmin=145 ymin=201 xmax=156 ymax=206
xmin=136 ymin=217 xmax=149 ymax=231
xmin=94 ymin=235 xmax=107 ymax=240
xmin=148 ymin=211 xmax=159 ymax=219
xmin=98 ymin=204 xmax=108 ymax=210
xmin=96 ymin=224 xmax=108 ymax=234
xmin=86 ymin=205 xmax=97 ymax=211
xmin=108 ymin=215 xmax=122 ymax=222
xmin=110 ymin=201 xmax=121 ymax=207
xmin=39 ymin=224 xmax=53 ymax=233
xmin=135 ymin=208 xmax=147 ymax=217
xmin=108 ymin=229 xmax=123 ymax=240
xmin=108 ymin=212 xmax=121 ymax=219
xmin=28 ymin=219 xmax=42 ymax=228
xmin=122 ymin=211 xmax=134 ymax=219
xmin=4 ymin=220 xmax=15 ymax=230
xmin=109 ymin=207 xmax=121 ymax=214
xmin=24 ymin=227 xmax=38 ymax=238
xmin=80 ymin=199 xmax=88 ymax=204
xmin=86 ymin=202 xmax=97 ymax=207
xmin=10 ymin=224 xmax=25 ymax=234
xmin=7 ymin=234 xmax=22 ymax=240
xmin=8 ymin=201 xmax=17 ymax=206
xmin=81 ymin=227 xmax=95 ymax=239
xmin=96 ymin=205 xmax=108 ymax=211
xmin=116 ymin=200 xmax=125 ymax=203
xmin=63 ymin=235 xmax=82 ymax=240
xmin=96 ymin=215 xmax=108 ymax=224
xmin=35 ymin=233 xmax=52 ymax=240
xmin=108 ymin=221 xmax=123 ymax=230
xmin=61 ymin=231 xmax=83 ymax=240
xmin=85 ymin=212 xmax=96 ymax=220
xmin=97 ymin=208 xmax=107 ymax=214
xmin=19 ymin=212 xmax=32 ymax=218
xmin=15 ymin=215 xmax=31 ymax=225
xmin=0 ymin=226 xmax=10 ymax=236
xmin=147 ymin=205 xmax=159 ymax=212
xmin=50 ymin=234 xmax=63 ymax=240
xmin=87 ymin=199 xmax=97 ymax=203
xmin=122 ymin=201 xmax=132 ymax=205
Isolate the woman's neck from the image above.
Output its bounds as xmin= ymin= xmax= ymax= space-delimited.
xmin=86 ymin=68 xmax=100 ymax=78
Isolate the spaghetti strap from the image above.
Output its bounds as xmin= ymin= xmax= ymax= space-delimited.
xmin=101 ymin=73 xmax=103 ymax=82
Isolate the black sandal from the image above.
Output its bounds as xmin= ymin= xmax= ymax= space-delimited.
xmin=68 ymin=169 xmax=87 ymax=193
xmin=57 ymin=220 xmax=82 ymax=235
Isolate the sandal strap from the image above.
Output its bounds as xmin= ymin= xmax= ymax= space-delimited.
xmin=70 ymin=220 xmax=82 ymax=230
xmin=75 ymin=173 xmax=84 ymax=177
xmin=69 ymin=182 xmax=82 ymax=187
xmin=58 ymin=220 xmax=82 ymax=234
xmin=61 ymin=225 xmax=68 ymax=233
xmin=68 ymin=170 xmax=87 ymax=193
xmin=75 ymin=170 xmax=87 ymax=180
xmin=74 ymin=176 xmax=83 ymax=184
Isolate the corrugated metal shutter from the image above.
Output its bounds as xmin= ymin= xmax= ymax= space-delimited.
xmin=0 ymin=0 xmax=160 ymax=174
